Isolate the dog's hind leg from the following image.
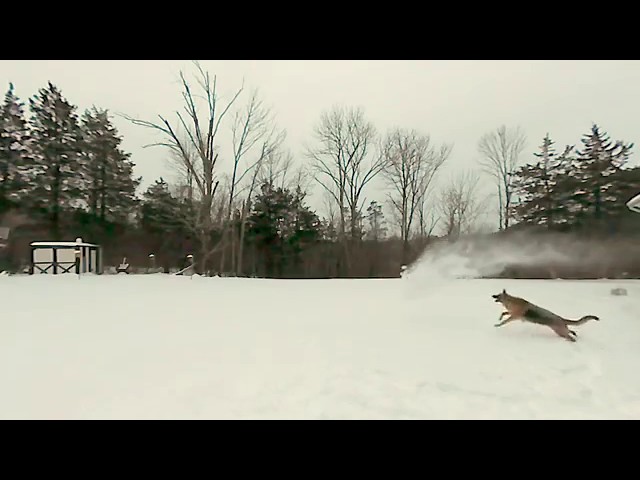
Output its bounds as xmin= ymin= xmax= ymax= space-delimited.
xmin=551 ymin=324 xmax=577 ymax=342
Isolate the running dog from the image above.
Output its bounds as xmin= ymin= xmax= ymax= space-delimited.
xmin=491 ymin=289 xmax=599 ymax=342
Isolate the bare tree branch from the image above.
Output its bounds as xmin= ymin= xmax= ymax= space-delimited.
xmin=438 ymin=169 xmax=488 ymax=240
xmin=118 ymin=61 xmax=244 ymax=273
xmin=477 ymin=125 xmax=527 ymax=230
xmin=381 ymin=128 xmax=451 ymax=263
xmin=221 ymin=92 xmax=286 ymax=275
xmin=305 ymin=105 xmax=384 ymax=275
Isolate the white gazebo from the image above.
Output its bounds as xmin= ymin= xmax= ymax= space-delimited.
xmin=627 ymin=192 xmax=640 ymax=213
xmin=30 ymin=237 xmax=103 ymax=275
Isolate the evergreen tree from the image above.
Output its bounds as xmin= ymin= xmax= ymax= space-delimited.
xmin=28 ymin=82 xmax=84 ymax=239
xmin=0 ymin=83 xmax=32 ymax=214
xmin=247 ymin=182 xmax=321 ymax=277
xmin=290 ymin=185 xmax=322 ymax=252
xmin=80 ymin=107 xmax=140 ymax=226
xmin=365 ymin=200 xmax=387 ymax=241
xmin=139 ymin=178 xmax=194 ymax=270
xmin=512 ymin=134 xmax=573 ymax=228
xmin=140 ymin=178 xmax=185 ymax=234
xmin=319 ymin=217 xmax=338 ymax=242
xmin=564 ymin=124 xmax=634 ymax=224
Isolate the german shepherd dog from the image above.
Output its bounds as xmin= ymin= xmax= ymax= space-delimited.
xmin=491 ymin=289 xmax=599 ymax=342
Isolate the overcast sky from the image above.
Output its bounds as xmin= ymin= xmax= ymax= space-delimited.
xmin=2 ymin=60 xmax=639 ymax=226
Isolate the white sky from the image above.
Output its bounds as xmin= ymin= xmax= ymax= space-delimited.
xmin=2 ymin=60 xmax=640 ymax=228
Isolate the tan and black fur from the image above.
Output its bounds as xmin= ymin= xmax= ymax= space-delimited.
xmin=491 ymin=289 xmax=599 ymax=342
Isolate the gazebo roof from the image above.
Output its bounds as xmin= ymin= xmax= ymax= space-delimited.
xmin=627 ymin=192 xmax=640 ymax=213
xmin=30 ymin=241 xmax=99 ymax=248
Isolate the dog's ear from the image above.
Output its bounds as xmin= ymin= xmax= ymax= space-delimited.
xmin=502 ymin=288 xmax=506 ymax=294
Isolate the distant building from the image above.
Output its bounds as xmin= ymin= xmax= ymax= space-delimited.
xmin=30 ymin=239 xmax=103 ymax=275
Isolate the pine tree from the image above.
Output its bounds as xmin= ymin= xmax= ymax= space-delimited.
xmin=512 ymin=134 xmax=573 ymax=228
xmin=80 ymin=107 xmax=140 ymax=226
xmin=289 ymin=185 xmax=322 ymax=252
xmin=139 ymin=178 xmax=194 ymax=269
xmin=365 ymin=200 xmax=387 ymax=241
xmin=565 ymin=124 xmax=633 ymax=224
xmin=28 ymin=82 xmax=84 ymax=239
xmin=0 ymin=83 xmax=32 ymax=214
xmin=247 ymin=182 xmax=320 ymax=277
xmin=140 ymin=178 xmax=185 ymax=234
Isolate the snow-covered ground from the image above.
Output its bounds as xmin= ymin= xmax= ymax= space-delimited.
xmin=1 ymin=264 xmax=639 ymax=419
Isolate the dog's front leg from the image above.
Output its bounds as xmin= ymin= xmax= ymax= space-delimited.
xmin=495 ymin=315 xmax=517 ymax=327
xmin=499 ymin=311 xmax=509 ymax=320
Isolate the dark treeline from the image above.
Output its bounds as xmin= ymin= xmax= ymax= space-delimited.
xmin=1 ymin=63 xmax=639 ymax=278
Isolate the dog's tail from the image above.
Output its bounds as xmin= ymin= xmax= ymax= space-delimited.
xmin=564 ymin=315 xmax=600 ymax=326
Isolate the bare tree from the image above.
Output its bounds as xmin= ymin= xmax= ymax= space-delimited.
xmin=257 ymin=147 xmax=312 ymax=194
xmin=439 ymin=170 xmax=488 ymax=240
xmin=478 ymin=125 xmax=527 ymax=230
xmin=221 ymin=92 xmax=285 ymax=276
xmin=227 ymin=91 xmax=281 ymax=213
xmin=121 ymin=62 xmax=244 ymax=273
xmin=234 ymin=133 xmax=286 ymax=277
xmin=381 ymin=128 xmax=451 ymax=263
xmin=258 ymin=148 xmax=293 ymax=188
xmin=417 ymin=193 xmax=440 ymax=238
xmin=260 ymin=149 xmax=292 ymax=189
xmin=167 ymin=137 xmax=198 ymax=204
xmin=306 ymin=105 xmax=385 ymax=275
xmin=235 ymin=153 xmax=266 ymax=277
xmin=319 ymin=189 xmax=338 ymax=241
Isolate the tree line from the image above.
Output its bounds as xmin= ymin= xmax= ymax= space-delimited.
xmin=476 ymin=125 xmax=639 ymax=233
xmin=1 ymin=62 xmax=639 ymax=277
xmin=0 ymin=82 xmax=139 ymax=238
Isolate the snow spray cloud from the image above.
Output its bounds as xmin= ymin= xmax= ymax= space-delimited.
xmin=403 ymin=231 xmax=579 ymax=282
